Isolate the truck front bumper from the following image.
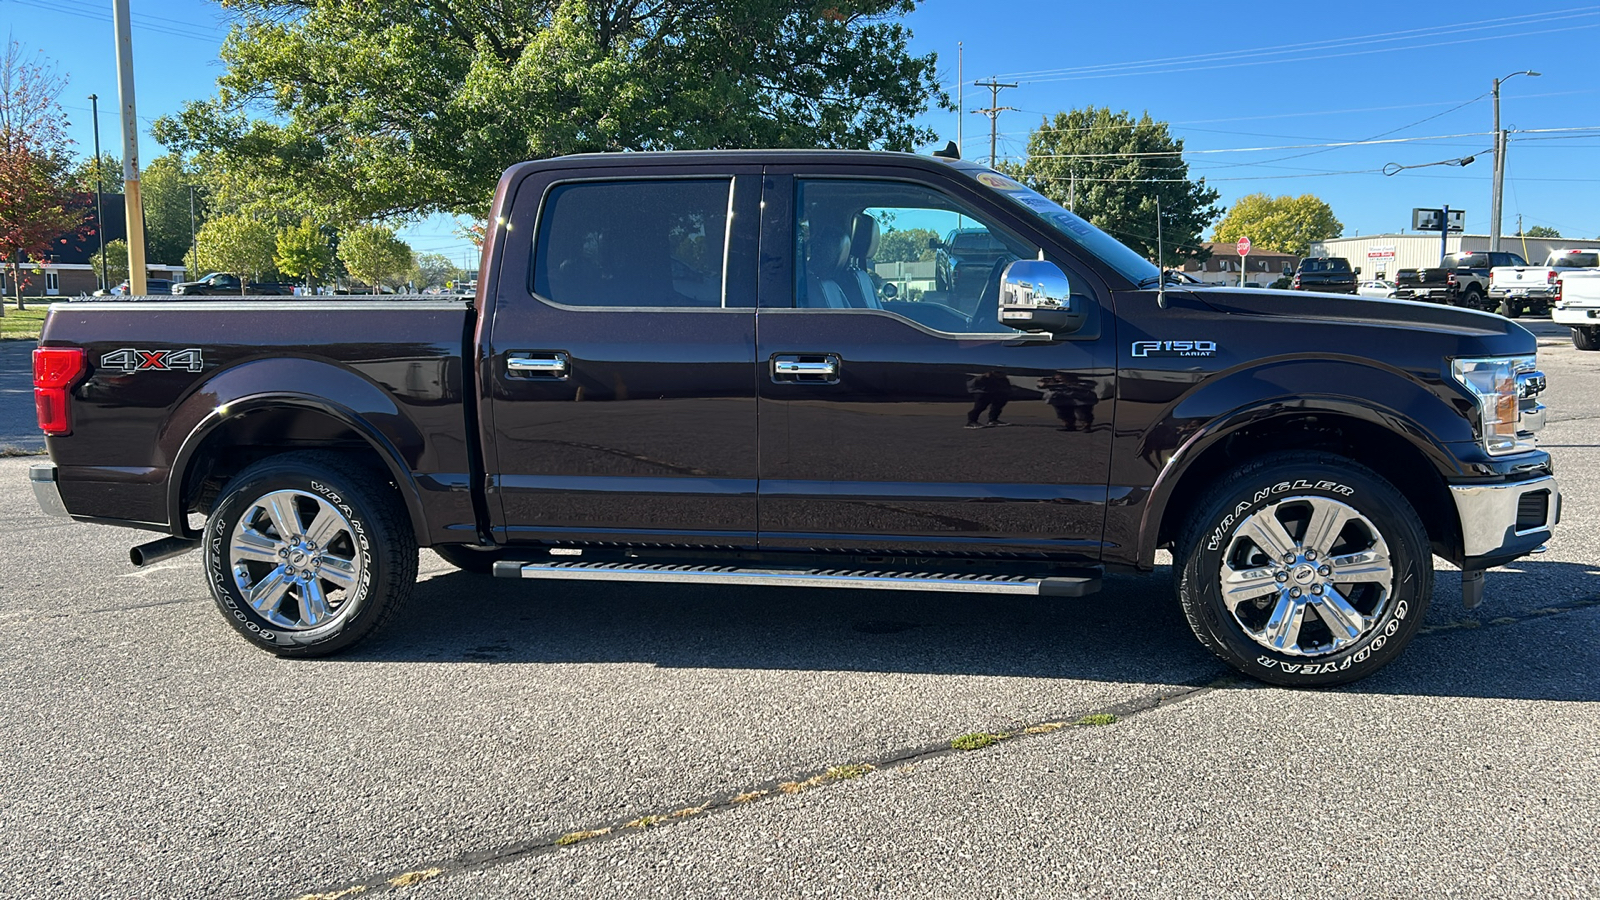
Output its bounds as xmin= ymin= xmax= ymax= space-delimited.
xmin=1449 ymin=474 xmax=1558 ymax=569
xmin=29 ymin=463 xmax=69 ymax=519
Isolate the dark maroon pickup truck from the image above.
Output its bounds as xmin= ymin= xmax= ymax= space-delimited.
xmin=29 ymin=150 xmax=1560 ymax=686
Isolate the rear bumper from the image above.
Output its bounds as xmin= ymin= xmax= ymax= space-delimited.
xmin=1489 ymin=287 xmax=1556 ymax=300
xmin=29 ymin=464 xmax=69 ymax=518
xmin=1449 ymin=474 xmax=1559 ymax=569
xmin=1552 ymin=306 xmax=1600 ymax=326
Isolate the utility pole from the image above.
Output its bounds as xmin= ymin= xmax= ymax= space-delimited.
xmin=113 ymin=0 xmax=147 ymax=295
xmin=971 ymin=78 xmax=1017 ymax=168
xmin=956 ymin=43 xmax=963 ymax=158
xmin=88 ymin=94 xmax=107 ymax=291
xmin=1490 ymin=70 xmax=1539 ymax=252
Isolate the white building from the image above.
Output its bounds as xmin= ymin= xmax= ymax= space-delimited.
xmin=1310 ymin=234 xmax=1582 ymax=279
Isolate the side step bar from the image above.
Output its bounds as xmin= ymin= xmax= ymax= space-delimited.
xmin=491 ymin=560 xmax=1100 ymax=597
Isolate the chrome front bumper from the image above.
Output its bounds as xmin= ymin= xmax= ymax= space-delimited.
xmin=1449 ymin=474 xmax=1559 ymax=559
xmin=29 ymin=463 xmax=69 ymax=519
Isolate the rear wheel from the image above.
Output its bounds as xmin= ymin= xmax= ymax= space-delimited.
xmin=1498 ymin=296 xmax=1522 ymax=318
xmin=203 ymin=451 xmax=417 ymax=656
xmin=1461 ymin=285 xmax=1487 ymax=311
xmin=1573 ymin=327 xmax=1600 ymax=351
xmin=1176 ymin=452 xmax=1431 ymax=687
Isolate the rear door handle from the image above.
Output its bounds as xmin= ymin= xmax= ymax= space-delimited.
xmin=507 ymin=352 xmax=569 ymax=379
xmin=771 ymin=354 xmax=840 ymax=384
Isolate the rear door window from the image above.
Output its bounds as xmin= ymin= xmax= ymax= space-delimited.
xmin=532 ymin=179 xmax=731 ymax=308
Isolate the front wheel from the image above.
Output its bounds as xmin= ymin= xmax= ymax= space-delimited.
xmin=1175 ymin=452 xmax=1432 ymax=687
xmin=1574 ymin=327 xmax=1600 ymax=351
xmin=203 ymin=451 xmax=417 ymax=656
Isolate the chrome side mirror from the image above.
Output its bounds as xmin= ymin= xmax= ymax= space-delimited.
xmin=998 ymin=260 xmax=1087 ymax=335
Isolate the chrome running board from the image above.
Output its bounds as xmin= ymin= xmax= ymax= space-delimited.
xmin=491 ymin=560 xmax=1099 ymax=597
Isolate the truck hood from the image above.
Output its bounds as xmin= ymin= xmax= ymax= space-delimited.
xmin=1194 ymin=287 xmax=1530 ymax=338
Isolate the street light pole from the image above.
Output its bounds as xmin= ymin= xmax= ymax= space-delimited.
xmin=88 ymin=93 xmax=107 ymax=291
xmin=1490 ymin=69 xmax=1539 ymax=252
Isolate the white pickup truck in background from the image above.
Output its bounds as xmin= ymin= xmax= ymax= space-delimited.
xmin=1555 ymin=268 xmax=1600 ymax=350
xmin=1490 ymin=248 xmax=1600 ymax=319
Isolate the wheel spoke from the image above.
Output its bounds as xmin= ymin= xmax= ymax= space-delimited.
xmin=1221 ymin=567 xmax=1279 ymax=611
xmin=1301 ymin=499 xmax=1354 ymax=558
xmin=1240 ymin=510 xmax=1298 ymax=561
xmin=1262 ymin=595 xmax=1306 ymax=652
xmin=1314 ymin=587 xmax=1366 ymax=643
xmin=1330 ymin=549 xmax=1392 ymax=585
xmin=232 ymin=527 xmax=281 ymax=565
xmin=318 ymin=556 xmax=358 ymax=591
xmin=300 ymin=578 xmax=331 ymax=626
xmin=263 ymin=493 xmax=302 ymax=541
xmin=305 ymin=504 xmax=345 ymax=550
xmin=247 ymin=565 xmax=293 ymax=615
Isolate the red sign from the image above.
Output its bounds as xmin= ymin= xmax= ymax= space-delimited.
xmin=1237 ymin=237 xmax=1252 ymax=256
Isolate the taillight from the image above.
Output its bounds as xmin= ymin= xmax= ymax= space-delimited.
xmin=33 ymin=347 xmax=86 ymax=436
xmin=1556 ymin=277 xmax=1564 ymax=304
xmin=1292 ymin=274 xmax=1301 ymax=288
xmin=1447 ymin=273 xmax=1457 ymax=286
xmin=1548 ymin=270 xmax=1558 ymax=284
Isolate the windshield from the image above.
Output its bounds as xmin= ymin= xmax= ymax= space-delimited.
xmin=951 ymin=164 xmax=1160 ymax=285
xmin=1300 ymin=259 xmax=1351 ymax=273
xmin=1551 ymin=252 xmax=1600 ymax=268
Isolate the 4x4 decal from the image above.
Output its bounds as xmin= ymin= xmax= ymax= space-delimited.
xmin=99 ymin=348 xmax=205 ymax=373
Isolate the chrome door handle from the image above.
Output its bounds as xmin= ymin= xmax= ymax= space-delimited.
xmin=771 ymin=354 xmax=841 ymax=384
xmin=507 ymin=352 xmax=569 ymax=378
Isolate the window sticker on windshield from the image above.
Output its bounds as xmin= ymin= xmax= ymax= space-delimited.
xmin=1051 ymin=212 xmax=1093 ymax=236
xmin=975 ymin=172 xmax=1025 ymax=191
xmin=1016 ymin=195 xmax=1058 ymax=212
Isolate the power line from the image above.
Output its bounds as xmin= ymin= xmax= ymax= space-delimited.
xmin=970 ymin=79 xmax=1018 ymax=168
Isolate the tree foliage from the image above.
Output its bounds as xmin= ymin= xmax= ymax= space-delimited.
xmin=154 ymin=0 xmax=945 ymax=221
xmin=68 ymin=153 xmax=124 ymax=194
xmin=275 ymin=217 xmax=332 ymax=288
xmin=337 ymin=223 xmax=413 ymax=293
xmin=0 ymin=39 xmax=87 ymax=310
xmin=141 ymin=155 xmax=202 ymax=265
xmin=876 ymin=226 xmax=938 ymax=264
xmin=413 ymin=252 xmax=465 ymax=289
xmin=1211 ymin=193 xmax=1342 ymax=257
xmin=1010 ymin=107 xmax=1220 ymax=266
xmin=193 ymin=213 xmax=277 ymax=292
xmin=1520 ymin=225 xmax=1560 ymax=238
xmin=103 ymin=238 xmax=129 ymax=285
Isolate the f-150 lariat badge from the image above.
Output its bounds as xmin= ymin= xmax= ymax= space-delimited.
xmin=1130 ymin=340 xmax=1217 ymax=358
xmin=99 ymin=348 xmax=205 ymax=373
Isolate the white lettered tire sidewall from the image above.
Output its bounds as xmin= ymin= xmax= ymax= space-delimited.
xmin=203 ymin=451 xmax=417 ymax=657
xmin=1178 ymin=453 xmax=1433 ymax=687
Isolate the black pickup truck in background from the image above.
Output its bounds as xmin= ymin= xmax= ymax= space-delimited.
xmin=1394 ymin=251 xmax=1527 ymax=315
xmin=171 ymin=272 xmax=296 ymax=296
xmin=1290 ymin=257 xmax=1358 ymax=294
xmin=29 ymin=150 xmax=1558 ymax=687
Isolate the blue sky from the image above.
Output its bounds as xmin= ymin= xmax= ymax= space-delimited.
xmin=5 ymin=0 xmax=1598 ymax=262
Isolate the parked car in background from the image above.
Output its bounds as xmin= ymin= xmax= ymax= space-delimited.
xmin=104 ymin=279 xmax=175 ymax=297
xmin=1394 ymin=251 xmax=1524 ymax=313
xmin=1358 ymin=279 xmax=1398 ymax=298
xmin=933 ymin=227 xmax=1013 ymax=313
xmin=1489 ymin=249 xmax=1600 ymax=319
xmin=1290 ymin=257 xmax=1358 ymax=294
xmin=1554 ymin=269 xmax=1600 ymax=350
xmin=171 ymin=272 xmax=295 ymax=296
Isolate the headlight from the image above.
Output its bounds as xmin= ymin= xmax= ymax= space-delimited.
xmin=1451 ymin=355 xmax=1540 ymax=455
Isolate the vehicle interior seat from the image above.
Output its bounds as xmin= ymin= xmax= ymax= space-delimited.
xmin=801 ymin=224 xmax=852 ymax=309
xmin=844 ymin=213 xmax=883 ymax=309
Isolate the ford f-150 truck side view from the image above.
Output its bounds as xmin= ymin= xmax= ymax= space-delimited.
xmin=30 ymin=150 xmax=1558 ymax=687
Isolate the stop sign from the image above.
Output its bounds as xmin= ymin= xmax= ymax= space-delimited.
xmin=1237 ymin=237 xmax=1252 ymax=256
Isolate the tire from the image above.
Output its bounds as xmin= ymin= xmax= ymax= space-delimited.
xmin=431 ymin=544 xmax=505 ymax=574
xmin=1461 ymin=286 xmax=1486 ymax=311
xmin=1573 ymin=327 xmax=1600 ymax=351
xmin=203 ymin=451 xmax=417 ymax=656
xmin=1497 ymin=297 xmax=1522 ymax=318
xmin=1175 ymin=452 xmax=1432 ymax=687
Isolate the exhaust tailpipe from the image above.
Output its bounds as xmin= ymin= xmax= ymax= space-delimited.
xmin=130 ymin=536 xmax=201 ymax=568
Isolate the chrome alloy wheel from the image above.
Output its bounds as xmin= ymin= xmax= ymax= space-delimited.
xmin=228 ymin=489 xmax=365 ymax=631
xmin=1217 ymin=495 xmax=1394 ymax=658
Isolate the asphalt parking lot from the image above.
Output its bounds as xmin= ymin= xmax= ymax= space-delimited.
xmin=1 ymin=317 xmax=1597 ymax=899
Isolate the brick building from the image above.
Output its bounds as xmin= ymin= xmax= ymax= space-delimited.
xmin=1 ymin=193 xmax=185 ymax=298
xmin=1181 ymin=241 xmax=1298 ymax=287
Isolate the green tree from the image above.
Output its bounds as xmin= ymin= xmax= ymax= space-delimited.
xmin=154 ymin=0 xmax=946 ymax=221
xmin=67 ymin=152 xmax=123 ymax=194
xmin=0 ymin=39 xmax=87 ymax=313
xmin=412 ymin=252 xmax=464 ymax=289
xmin=193 ymin=213 xmax=277 ymax=293
xmin=141 ymin=155 xmax=201 ymax=265
xmin=102 ymin=238 xmax=129 ymax=286
xmin=1519 ymin=225 xmax=1560 ymax=238
xmin=1212 ymin=193 xmax=1343 ymax=257
xmin=1011 ymin=107 xmax=1220 ymax=266
xmin=275 ymin=217 xmax=332 ymax=290
xmin=337 ymin=223 xmax=413 ymax=293
xmin=876 ymin=226 xmax=938 ymax=263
